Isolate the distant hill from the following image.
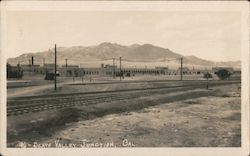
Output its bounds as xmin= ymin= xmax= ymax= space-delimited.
xmin=7 ymin=42 xmax=241 ymax=69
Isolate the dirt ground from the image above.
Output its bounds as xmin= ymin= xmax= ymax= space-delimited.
xmin=8 ymin=83 xmax=241 ymax=147
xmin=7 ymin=75 xmax=213 ymax=98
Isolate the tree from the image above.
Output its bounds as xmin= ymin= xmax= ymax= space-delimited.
xmin=204 ymin=72 xmax=212 ymax=89
xmin=203 ymin=72 xmax=213 ymax=79
xmin=215 ymin=69 xmax=231 ymax=80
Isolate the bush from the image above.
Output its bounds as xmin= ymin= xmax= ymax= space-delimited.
xmin=215 ymin=69 xmax=231 ymax=80
xmin=203 ymin=72 xmax=212 ymax=79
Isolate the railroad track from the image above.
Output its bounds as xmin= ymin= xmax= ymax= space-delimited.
xmin=7 ymin=80 xmax=240 ymax=116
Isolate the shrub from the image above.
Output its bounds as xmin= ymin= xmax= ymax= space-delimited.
xmin=215 ymin=69 xmax=231 ymax=80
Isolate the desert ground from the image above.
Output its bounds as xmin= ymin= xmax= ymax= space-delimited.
xmin=7 ymin=76 xmax=241 ymax=147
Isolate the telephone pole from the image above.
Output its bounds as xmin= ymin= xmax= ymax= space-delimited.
xmin=119 ymin=57 xmax=122 ymax=81
xmin=54 ymin=44 xmax=57 ymax=91
xmin=17 ymin=61 xmax=20 ymax=71
xmin=43 ymin=58 xmax=45 ymax=66
xmin=31 ymin=56 xmax=34 ymax=65
xmin=113 ymin=58 xmax=115 ymax=79
xmin=180 ymin=58 xmax=183 ymax=81
xmin=65 ymin=58 xmax=68 ymax=67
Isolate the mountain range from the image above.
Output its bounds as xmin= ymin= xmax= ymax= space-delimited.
xmin=7 ymin=42 xmax=240 ymax=69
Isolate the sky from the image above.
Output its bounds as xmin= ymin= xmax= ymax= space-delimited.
xmin=6 ymin=11 xmax=241 ymax=61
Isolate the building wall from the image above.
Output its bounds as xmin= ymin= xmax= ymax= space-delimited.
xmin=18 ymin=64 xmax=238 ymax=80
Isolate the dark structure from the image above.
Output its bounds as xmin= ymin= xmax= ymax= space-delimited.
xmin=215 ymin=69 xmax=232 ymax=80
xmin=7 ymin=64 xmax=23 ymax=79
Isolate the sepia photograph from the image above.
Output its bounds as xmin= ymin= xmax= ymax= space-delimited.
xmin=0 ymin=1 xmax=249 ymax=156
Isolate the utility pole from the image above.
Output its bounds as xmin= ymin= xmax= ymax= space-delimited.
xmin=180 ymin=58 xmax=183 ymax=81
xmin=65 ymin=58 xmax=68 ymax=67
xmin=43 ymin=58 xmax=46 ymax=74
xmin=134 ymin=65 xmax=136 ymax=76
xmin=54 ymin=44 xmax=57 ymax=91
xmin=17 ymin=61 xmax=20 ymax=70
xmin=206 ymin=73 xmax=209 ymax=89
xmin=31 ymin=56 xmax=34 ymax=65
xmin=119 ymin=57 xmax=122 ymax=81
xmin=205 ymin=67 xmax=209 ymax=89
xmin=31 ymin=56 xmax=34 ymax=75
xmin=113 ymin=58 xmax=115 ymax=79
xmin=28 ymin=59 xmax=31 ymax=74
xmin=43 ymin=58 xmax=45 ymax=66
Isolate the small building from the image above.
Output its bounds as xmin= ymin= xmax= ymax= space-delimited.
xmin=20 ymin=64 xmax=41 ymax=75
xmin=44 ymin=64 xmax=58 ymax=68
xmin=176 ymin=67 xmax=190 ymax=75
xmin=62 ymin=65 xmax=79 ymax=68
